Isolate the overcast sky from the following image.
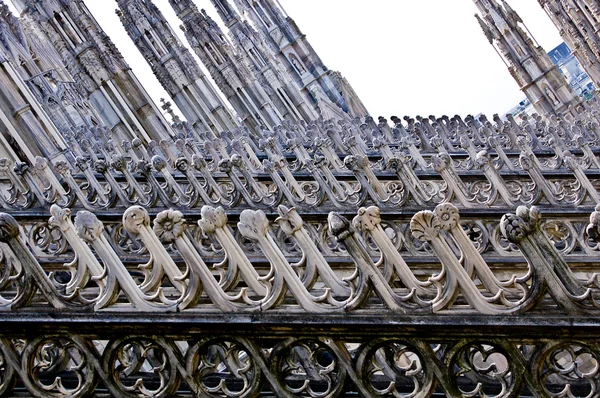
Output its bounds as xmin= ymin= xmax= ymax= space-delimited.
xmin=9 ymin=0 xmax=565 ymax=119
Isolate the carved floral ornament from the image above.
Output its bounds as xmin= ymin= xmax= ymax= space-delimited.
xmin=153 ymin=208 xmax=186 ymax=243
xmin=197 ymin=205 xmax=227 ymax=234
xmin=410 ymin=210 xmax=441 ymax=242
xmin=73 ymin=210 xmax=104 ymax=243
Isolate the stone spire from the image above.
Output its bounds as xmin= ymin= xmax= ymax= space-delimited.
xmin=168 ymin=0 xmax=286 ymax=132
xmin=209 ymin=0 xmax=320 ymax=123
xmin=538 ymin=0 xmax=600 ymax=87
xmin=474 ymin=0 xmax=579 ymax=116
xmin=231 ymin=0 xmax=370 ymax=118
xmin=115 ymin=0 xmax=239 ymax=134
xmin=0 ymin=3 xmax=69 ymax=162
xmin=211 ymin=0 xmax=239 ymax=25
xmin=13 ymin=0 xmax=174 ymax=143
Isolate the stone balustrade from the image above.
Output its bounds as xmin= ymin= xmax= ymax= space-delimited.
xmin=2 ymin=110 xmax=600 ymax=396
xmin=3 ymin=110 xmax=600 ymax=213
xmin=0 ymin=202 xmax=597 ymax=316
xmin=0 ymin=203 xmax=596 ymax=396
xmin=0 ymin=327 xmax=596 ymax=397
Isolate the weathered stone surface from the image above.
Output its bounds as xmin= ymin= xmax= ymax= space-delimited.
xmin=0 ymin=0 xmax=598 ymax=396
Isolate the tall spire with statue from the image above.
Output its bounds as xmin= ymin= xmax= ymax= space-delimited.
xmin=210 ymin=0 xmax=320 ymax=123
xmin=474 ymin=0 xmax=579 ymax=116
xmin=538 ymin=0 xmax=600 ymax=87
xmin=12 ymin=0 xmax=175 ymax=143
xmin=115 ymin=0 xmax=239 ymax=135
xmin=168 ymin=0 xmax=286 ymax=133
xmin=231 ymin=0 xmax=370 ymax=119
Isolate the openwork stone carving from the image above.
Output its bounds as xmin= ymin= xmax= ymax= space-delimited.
xmin=0 ymin=7 xmax=597 ymax=392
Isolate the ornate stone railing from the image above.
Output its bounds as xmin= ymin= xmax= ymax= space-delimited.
xmin=0 ymin=203 xmax=597 ymax=396
xmin=0 ymin=318 xmax=598 ymax=397
xmin=2 ymin=110 xmax=600 ymax=396
xmin=0 ymin=203 xmax=598 ymax=315
xmin=4 ymin=108 xmax=600 ymax=212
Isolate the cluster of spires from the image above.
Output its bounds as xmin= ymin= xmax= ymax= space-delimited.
xmin=0 ymin=0 xmax=594 ymax=167
xmin=475 ymin=0 xmax=600 ymax=117
xmin=0 ymin=0 xmax=373 ymax=166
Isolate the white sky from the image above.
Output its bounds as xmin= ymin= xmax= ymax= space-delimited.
xmin=9 ymin=0 xmax=564 ymax=118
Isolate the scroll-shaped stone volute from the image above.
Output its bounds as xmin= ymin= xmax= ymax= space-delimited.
xmin=388 ymin=155 xmax=435 ymax=206
xmin=219 ymin=158 xmax=261 ymax=207
xmin=475 ymin=150 xmax=515 ymax=206
xmin=0 ymin=158 xmax=33 ymax=208
xmin=501 ymin=206 xmax=591 ymax=313
xmin=458 ymin=134 xmax=478 ymax=169
xmin=231 ymin=154 xmax=272 ymax=205
xmin=586 ymin=204 xmax=600 ymax=241
xmin=344 ymin=155 xmax=393 ymax=204
xmin=137 ymin=158 xmax=173 ymax=207
xmin=313 ymin=136 xmax=344 ymax=171
xmin=431 ymin=153 xmax=474 ymax=208
xmin=563 ymin=152 xmax=600 ymax=203
xmin=191 ymin=154 xmax=227 ymax=204
xmin=574 ymin=133 xmax=600 ymax=169
xmin=0 ymin=212 xmax=82 ymax=310
xmin=231 ymin=139 xmax=261 ymax=173
xmin=55 ymin=160 xmax=99 ymax=210
xmin=519 ymin=153 xmax=562 ymax=206
xmin=329 ymin=212 xmax=428 ymax=313
xmin=48 ymin=205 xmax=107 ymax=295
xmin=74 ymin=156 xmax=110 ymax=206
xmin=353 ymin=207 xmax=433 ymax=296
xmin=111 ymin=154 xmax=150 ymax=205
xmin=92 ymin=158 xmax=130 ymax=205
xmin=239 ymin=210 xmax=345 ymax=312
xmin=123 ymin=206 xmax=187 ymax=297
xmin=154 ymin=209 xmax=243 ymax=312
xmin=198 ymin=206 xmax=268 ymax=296
xmin=400 ymin=133 xmax=428 ymax=170
xmin=277 ymin=206 xmax=349 ymax=296
xmin=262 ymin=160 xmax=300 ymax=206
xmin=12 ymin=160 xmax=44 ymax=206
xmin=235 ymin=136 xmax=263 ymax=171
xmin=152 ymin=155 xmax=191 ymax=206
xmin=434 ymin=203 xmax=531 ymax=308
xmin=316 ymin=155 xmax=360 ymax=206
xmin=411 ymin=209 xmax=524 ymax=314
xmin=75 ymin=210 xmax=176 ymax=312
xmin=34 ymin=156 xmax=69 ymax=204
xmin=488 ymin=134 xmax=517 ymax=171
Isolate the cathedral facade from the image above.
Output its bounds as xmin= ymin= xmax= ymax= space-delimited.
xmin=0 ymin=1 xmax=598 ymax=397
